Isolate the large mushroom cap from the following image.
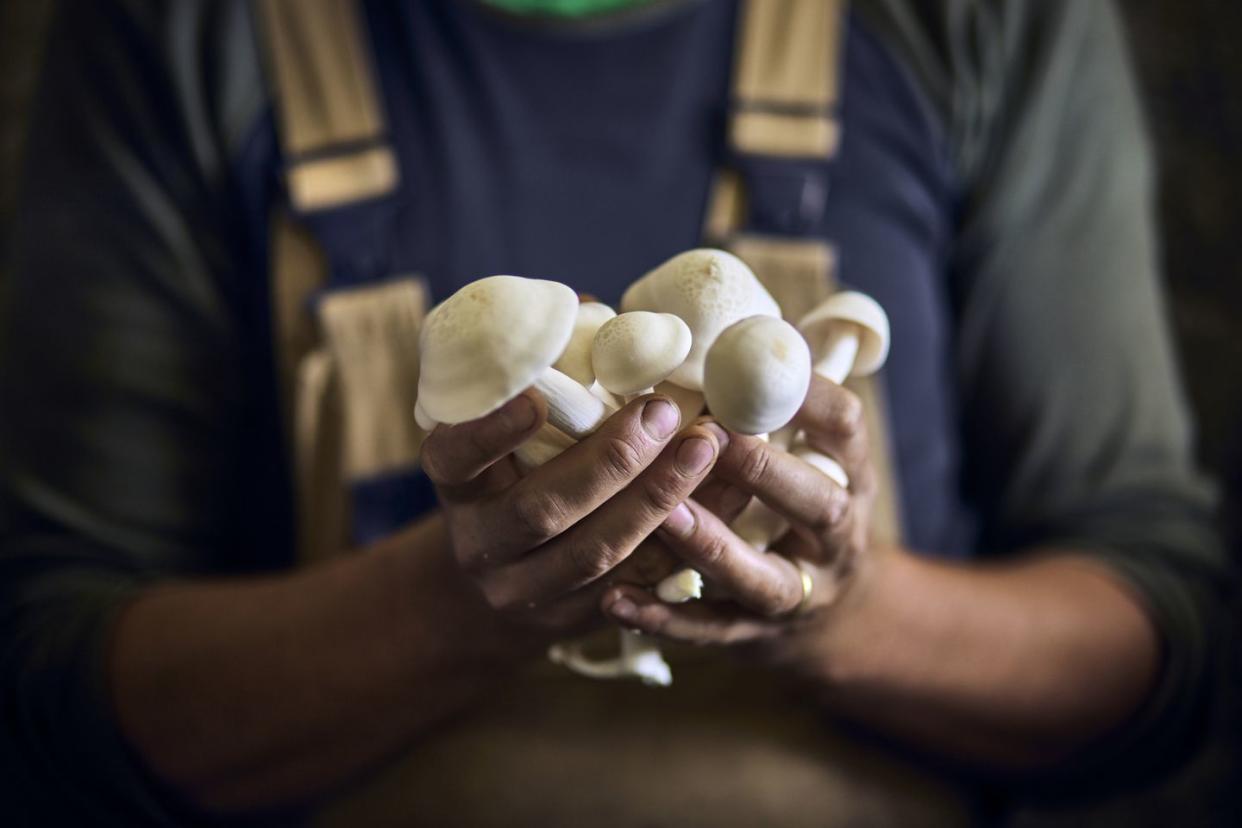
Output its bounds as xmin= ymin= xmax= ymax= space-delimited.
xmin=621 ymin=249 xmax=780 ymax=390
xmin=703 ymin=315 xmax=811 ymax=435
xmin=798 ymin=291 xmax=890 ymax=376
xmin=553 ymin=301 xmax=617 ymax=386
xmin=417 ymin=275 xmax=578 ymax=424
xmin=591 ymin=312 xmax=692 ymax=397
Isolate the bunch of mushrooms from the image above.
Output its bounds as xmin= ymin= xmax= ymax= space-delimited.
xmin=414 ymin=252 xmax=885 ymax=686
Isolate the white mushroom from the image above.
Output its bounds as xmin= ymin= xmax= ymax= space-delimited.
xmin=553 ymin=302 xmax=616 ymax=387
xmin=799 ymin=291 xmax=890 ymax=385
xmin=793 ymin=291 xmax=890 ymax=487
xmin=591 ymin=312 xmax=692 ymax=398
xmin=702 ymin=316 xmax=812 ymax=436
xmin=416 ymin=276 xmax=616 ymax=439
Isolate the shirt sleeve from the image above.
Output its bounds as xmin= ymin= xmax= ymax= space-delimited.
xmin=948 ymin=0 xmax=1229 ymax=789
xmin=0 ymin=0 xmax=270 ymax=821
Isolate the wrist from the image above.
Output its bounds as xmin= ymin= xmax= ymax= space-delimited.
xmin=778 ymin=541 xmax=914 ymax=688
xmin=382 ymin=516 xmax=546 ymax=675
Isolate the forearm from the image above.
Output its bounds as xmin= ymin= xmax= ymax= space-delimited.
xmin=785 ymin=547 xmax=1161 ymax=768
xmin=109 ymin=514 xmax=538 ymax=813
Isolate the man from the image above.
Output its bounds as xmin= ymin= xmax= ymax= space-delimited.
xmin=0 ymin=0 xmax=1226 ymax=824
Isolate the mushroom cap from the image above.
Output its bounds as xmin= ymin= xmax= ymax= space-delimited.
xmin=621 ymin=249 xmax=780 ymax=390
xmin=703 ymin=315 xmax=812 ymax=435
xmin=417 ymin=275 xmax=578 ymax=424
xmin=797 ymin=291 xmax=890 ymax=377
xmin=591 ymin=312 xmax=692 ymax=397
xmin=553 ymin=301 xmax=617 ymax=386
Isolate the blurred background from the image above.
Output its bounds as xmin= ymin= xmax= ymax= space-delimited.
xmin=1 ymin=1 xmax=1238 ymax=824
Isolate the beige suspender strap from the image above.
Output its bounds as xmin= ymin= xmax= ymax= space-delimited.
xmin=731 ymin=0 xmax=846 ymax=158
xmin=258 ymin=0 xmax=399 ymax=211
xmin=709 ymin=0 xmax=905 ymax=545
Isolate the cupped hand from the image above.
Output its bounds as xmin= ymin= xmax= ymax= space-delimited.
xmin=419 ymin=390 xmax=721 ymax=638
xmin=600 ymin=376 xmax=878 ymax=645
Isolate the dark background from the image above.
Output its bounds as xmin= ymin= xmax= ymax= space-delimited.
xmin=1 ymin=1 xmax=1238 ymax=825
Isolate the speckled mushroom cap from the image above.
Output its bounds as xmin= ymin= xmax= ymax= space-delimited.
xmin=797 ymin=291 xmax=891 ymax=377
xmin=591 ymin=312 xmax=692 ymax=397
xmin=417 ymin=275 xmax=579 ymax=424
xmin=621 ymin=249 xmax=780 ymax=390
xmin=703 ymin=315 xmax=812 ymax=435
xmin=553 ymin=301 xmax=617 ymax=386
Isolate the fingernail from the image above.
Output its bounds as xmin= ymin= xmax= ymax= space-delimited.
xmin=662 ymin=502 xmax=696 ymax=537
xmin=642 ymin=399 xmax=680 ymax=440
xmin=676 ymin=437 xmax=715 ymax=475
xmin=699 ymin=419 xmax=730 ymax=451
xmin=503 ymin=394 xmax=538 ymax=431
xmin=609 ymin=598 xmax=638 ymax=622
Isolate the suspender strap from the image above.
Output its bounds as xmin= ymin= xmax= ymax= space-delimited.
xmin=711 ymin=0 xmax=905 ymax=546
xmin=258 ymin=0 xmax=399 ymax=211
xmin=731 ymin=0 xmax=846 ymax=158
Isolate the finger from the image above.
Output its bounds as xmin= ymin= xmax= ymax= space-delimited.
xmin=421 ymin=392 xmax=546 ymax=492
xmin=492 ymin=424 xmax=720 ymax=603
xmin=691 ymin=477 xmax=752 ymax=524
xmin=712 ymin=431 xmax=853 ymax=551
xmin=792 ymin=377 xmax=870 ymax=483
xmin=601 ymin=585 xmax=783 ymax=645
xmin=485 ymin=396 xmax=683 ymax=559
xmin=657 ymin=499 xmax=805 ymax=617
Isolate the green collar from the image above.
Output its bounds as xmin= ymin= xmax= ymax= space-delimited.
xmin=479 ymin=0 xmax=655 ymax=18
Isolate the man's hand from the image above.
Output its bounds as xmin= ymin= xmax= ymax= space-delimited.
xmin=600 ymin=376 xmax=876 ymax=644
xmin=420 ymin=390 xmax=722 ymax=638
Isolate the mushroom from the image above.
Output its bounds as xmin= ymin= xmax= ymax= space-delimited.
xmin=551 ymin=311 xmax=694 ymax=687
xmin=553 ymin=301 xmax=617 ymax=387
xmin=792 ymin=291 xmax=890 ymax=487
xmin=799 ymin=291 xmax=890 ymax=386
xmin=731 ymin=291 xmax=891 ymax=552
xmin=591 ymin=312 xmax=692 ymax=398
xmin=416 ymin=275 xmax=617 ymax=439
xmin=702 ymin=316 xmax=812 ymax=436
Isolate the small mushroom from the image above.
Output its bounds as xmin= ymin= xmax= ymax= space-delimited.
xmin=591 ymin=312 xmax=692 ymax=399
xmin=702 ymin=316 xmax=812 ymax=436
xmin=794 ymin=290 xmax=890 ymax=484
xmin=553 ymin=302 xmax=617 ymax=387
xmin=416 ymin=275 xmax=616 ymax=439
xmin=798 ymin=291 xmax=890 ymax=385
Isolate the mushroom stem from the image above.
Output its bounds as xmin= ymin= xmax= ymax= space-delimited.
xmin=548 ymin=630 xmax=672 ymax=687
xmin=514 ymin=423 xmax=575 ymax=470
xmin=815 ymin=325 xmax=861 ymax=385
xmin=533 ymin=367 xmax=615 ymax=439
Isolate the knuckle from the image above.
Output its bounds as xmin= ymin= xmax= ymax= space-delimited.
xmin=479 ymin=577 xmax=518 ymax=613
xmin=640 ymin=476 xmax=685 ymax=517
xmin=760 ymin=575 xmax=801 ymax=618
xmin=690 ymin=532 xmax=729 ymax=569
xmin=567 ymin=538 xmax=620 ymax=582
xmin=509 ymin=488 xmax=566 ymax=543
xmin=600 ymin=435 xmax=646 ymax=482
xmin=737 ymin=441 xmax=773 ymax=488
xmin=830 ymin=392 xmax=865 ymax=437
xmin=811 ymin=486 xmax=851 ymax=536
